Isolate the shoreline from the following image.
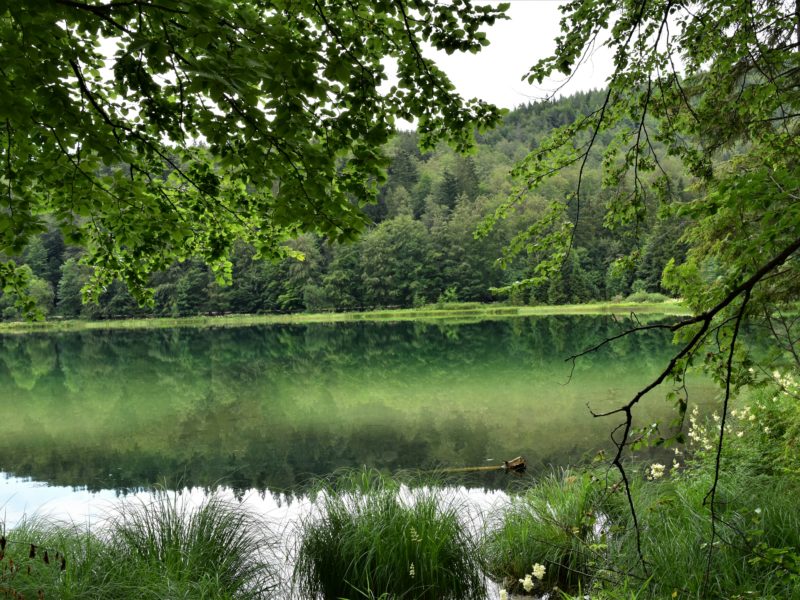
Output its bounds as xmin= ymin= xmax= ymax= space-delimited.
xmin=0 ymin=300 xmax=689 ymax=334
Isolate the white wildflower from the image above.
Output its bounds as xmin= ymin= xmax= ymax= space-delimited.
xmin=409 ymin=562 xmax=415 ymax=578
xmin=755 ymin=508 xmax=762 ymax=515
xmin=737 ymin=431 xmax=744 ymax=438
xmin=672 ymin=459 xmax=681 ymax=470
xmin=499 ymin=590 xmax=508 ymax=600
xmin=749 ymin=414 xmax=756 ymax=421
xmin=519 ymin=574 xmax=534 ymax=592
xmin=532 ymin=563 xmax=546 ymax=580
xmin=647 ymin=463 xmax=666 ymax=480
xmin=409 ymin=527 xmax=422 ymax=543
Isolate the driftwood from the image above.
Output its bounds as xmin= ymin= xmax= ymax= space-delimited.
xmin=439 ymin=456 xmax=527 ymax=475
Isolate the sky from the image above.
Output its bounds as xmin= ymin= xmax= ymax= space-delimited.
xmin=427 ymin=0 xmax=615 ymax=110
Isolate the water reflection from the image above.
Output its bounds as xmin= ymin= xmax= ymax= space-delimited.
xmin=0 ymin=316 xmax=717 ymax=495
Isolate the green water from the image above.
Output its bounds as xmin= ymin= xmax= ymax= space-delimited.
xmin=0 ymin=315 xmax=717 ymax=494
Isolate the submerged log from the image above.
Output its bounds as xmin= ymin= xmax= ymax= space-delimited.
xmin=438 ymin=456 xmax=527 ymax=475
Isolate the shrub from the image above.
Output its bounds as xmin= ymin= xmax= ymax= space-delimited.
xmin=623 ymin=291 xmax=669 ymax=303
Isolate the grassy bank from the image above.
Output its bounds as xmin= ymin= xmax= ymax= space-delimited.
xmin=0 ymin=300 xmax=688 ymax=334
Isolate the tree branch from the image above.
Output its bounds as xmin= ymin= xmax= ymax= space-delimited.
xmin=702 ymin=288 xmax=750 ymax=594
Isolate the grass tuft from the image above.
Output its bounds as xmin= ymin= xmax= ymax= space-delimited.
xmin=102 ymin=491 xmax=278 ymax=599
xmin=481 ymin=469 xmax=605 ymax=594
xmin=293 ymin=469 xmax=485 ymax=600
xmin=1 ymin=492 xmax=278 ymax=599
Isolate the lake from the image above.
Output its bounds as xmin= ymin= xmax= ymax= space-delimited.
xmin=0 ymin=314 xmax=717 ymax=522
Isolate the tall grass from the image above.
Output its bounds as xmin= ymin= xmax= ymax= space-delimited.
xmin=481 ymin=469 xmax=606 ymax=594
xmin=1 ymin=492 xmax=278 ymax=599
xmin=293 ymin=469 xmax=485 ymax=600
xmin=0 ymin=516 xmax=102 ymax=599
xmin=101 ymin=492 xmax=278 ymax=599
xmin=604 ymin=465 xmax=800 ymax=598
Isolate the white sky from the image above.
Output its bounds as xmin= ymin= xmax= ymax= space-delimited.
xmin=428 ymin=0 xmax=614 ymax=110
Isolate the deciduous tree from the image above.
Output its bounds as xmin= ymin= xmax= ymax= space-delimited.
xmin=0 ymin=0 xmax=507 ymax=314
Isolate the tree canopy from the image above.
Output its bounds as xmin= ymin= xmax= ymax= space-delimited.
xmin=0 ymin=0 xmax=507 ymax=314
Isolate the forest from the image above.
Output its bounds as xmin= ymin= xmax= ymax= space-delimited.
xmin=0 ymin=90 xmax=686 ymax=321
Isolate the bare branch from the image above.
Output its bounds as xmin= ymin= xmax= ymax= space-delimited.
xmin=702 ymin=288 xmax=750 ymax=593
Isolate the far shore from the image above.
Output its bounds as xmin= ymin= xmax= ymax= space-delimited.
xmin=0 ymin=300 xmax=689 ymax=334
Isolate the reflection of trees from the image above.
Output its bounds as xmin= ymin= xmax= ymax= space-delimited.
xmin=0 ymin=316 xmax=714 ymax=495
xmin=0 ymin=336 xmax=57 ymax=390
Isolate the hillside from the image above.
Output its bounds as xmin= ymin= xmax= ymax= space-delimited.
xmin=2 ymin=90 xmax=689 ymax=320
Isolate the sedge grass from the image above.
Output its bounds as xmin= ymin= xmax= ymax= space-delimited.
xmin=0 ymin=515 xmax=104 ymax=599
xmin=293 ymin=469 xmax=485 ymax=600
xmin=605 ymin=468 xmax=800 ymax=599
xmin=481 ymin=469 xmax=606 ymax=595
xmin=1 ymin=492 xmax=279 ymax=599
xmin=101 ymin=491 xmax=278 ymax=599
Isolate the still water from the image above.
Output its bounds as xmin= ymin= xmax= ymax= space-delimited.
xmin=0 ymin=315 xmax=717 ymax=521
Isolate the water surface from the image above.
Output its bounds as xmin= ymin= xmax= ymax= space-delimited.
xmin=0 ymin=315 xmax=717 ymax=503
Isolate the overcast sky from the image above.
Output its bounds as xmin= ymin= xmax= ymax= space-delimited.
xmin=428 ymin=0 xmax=614 ymax=110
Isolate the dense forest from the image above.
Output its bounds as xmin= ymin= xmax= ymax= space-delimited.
xmin=0 ymin=90 xmax=688 ymax=320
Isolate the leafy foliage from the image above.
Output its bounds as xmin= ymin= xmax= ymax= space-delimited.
xmin=0 ymin=0 xmax=507 ymax=309
xmin=498 ymin=0 xmax=800 ymax=343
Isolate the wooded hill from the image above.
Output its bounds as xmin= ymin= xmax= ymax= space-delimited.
xmin=1 ymin=89 xmax=690 ymax=320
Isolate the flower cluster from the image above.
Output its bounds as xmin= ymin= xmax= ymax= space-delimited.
xmin=772 ymin=370 xmax=796 ymax=390
xmin=684 ymin=368 xmax=799 ymax=461
xmin=499 ymin=561 xmax=547 ymax=597
xmin=687 ymin=405 xmax=714 ymax=451
xmin=646 ymin=463 xmax=665 ymax=480
xmin=512 ymin=562 xmax=547 ymax=594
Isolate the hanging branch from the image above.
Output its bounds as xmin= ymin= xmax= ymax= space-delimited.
xmin=702 ymin=287 xmax=750 ymax=593
xmin=569 ymin=234 xmax=800 ymax=567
